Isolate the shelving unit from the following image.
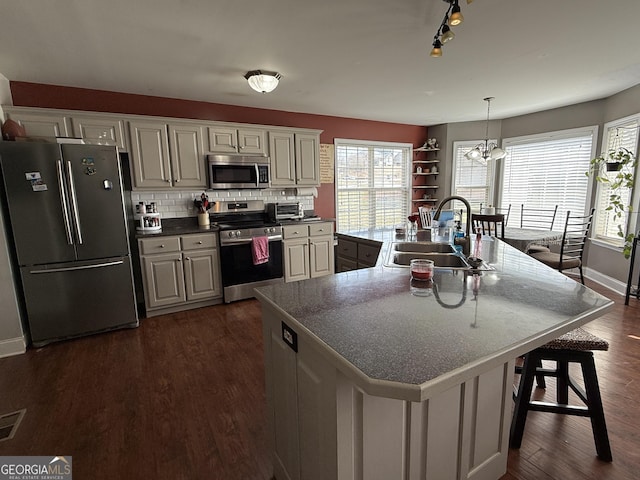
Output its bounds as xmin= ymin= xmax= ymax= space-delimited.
xmin=411 ymin=146 xmax=440 ymax=218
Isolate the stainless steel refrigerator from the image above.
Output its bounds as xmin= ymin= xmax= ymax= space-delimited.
xmin=0 ymin=142 xmax=138 ymax=347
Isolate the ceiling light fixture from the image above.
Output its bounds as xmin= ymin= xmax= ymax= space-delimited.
xmin=464 ymin=97 xmax=507 ymax=165
xmin=244 ymin=70 xmax=281 ymax=93
xmin=430 ymin=0 xmax=473 ymax=57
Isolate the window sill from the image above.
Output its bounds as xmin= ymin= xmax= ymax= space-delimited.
xmin=590 ymin=238 xmax=624 ymax=252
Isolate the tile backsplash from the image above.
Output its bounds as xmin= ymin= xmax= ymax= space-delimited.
xmin=129 ymin=188 xmax=315 ymax=218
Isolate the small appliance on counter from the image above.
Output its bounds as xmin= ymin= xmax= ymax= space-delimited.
xmin=135 ymin=201 xmax=162 ymax=232
xmin=266 ymin=202 xmax=303 ymax=221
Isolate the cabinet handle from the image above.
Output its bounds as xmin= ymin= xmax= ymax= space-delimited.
xmin=365 ymin=253 xmax=371 ymax=257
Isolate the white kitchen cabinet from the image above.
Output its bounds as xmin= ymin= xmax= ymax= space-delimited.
xmin=128 ymin=120 xmax=205 ymax=189
xmin=207 ymin=125 xmax=266 ymax=155
xmin=283 ymin=222 xmax=334 ymax=283
xmin=269 ymin=131 xmax=321 ymax=187
xmin=4 ymin=109 xmax=72 ymax=138
xmin=139 ymin=233 xmax=222 ymax=317
xmin=71 ymin=114 xmax=127 ymax=150
xmin=262 ymin=309 xmax=338 ymax=480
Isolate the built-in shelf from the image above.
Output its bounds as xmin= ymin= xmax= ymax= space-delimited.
xmin=413 ymin=185 xmax=439 ymax=189
xmin=413 ymin=172 xmax=438 ymax=176
xmin=413 ymin=160 xmax=439 ymax=164
xmin=412 ymin=199 xmax=438 ymax=203
xmin=414 ymin=147 xmax=440 ymax=152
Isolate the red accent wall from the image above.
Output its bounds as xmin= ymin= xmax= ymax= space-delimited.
xmin=10 ymin=81 xmax=427 ymax=219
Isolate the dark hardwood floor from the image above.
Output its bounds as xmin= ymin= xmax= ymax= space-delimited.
xmin=0 ymin=280 xmax=638 ymax=479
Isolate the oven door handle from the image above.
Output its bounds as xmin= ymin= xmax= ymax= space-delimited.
xmin=221 ymin=235 xmax=282 ymax=246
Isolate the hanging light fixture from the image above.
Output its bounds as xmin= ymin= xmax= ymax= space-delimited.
xmin=244 ymin=70 xmax=282 ymax=93
xmin=465 ymin=97 xmax=507 ymax=165
xmin=430 ymin=0 xmax=474 ymax=57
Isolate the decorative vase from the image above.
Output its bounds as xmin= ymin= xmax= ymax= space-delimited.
xmin=197 ymin=212 xmax=210 ymax=226
xmin=1 ymin=119 xmax=26 ymax=141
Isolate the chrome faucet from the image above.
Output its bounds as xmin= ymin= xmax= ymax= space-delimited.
xmin=433 ymin=195 xmax=472 ymax=255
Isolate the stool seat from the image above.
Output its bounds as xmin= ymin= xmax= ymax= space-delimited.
xmin=541 ymin=327 xmax=609 ymax=351
xmin=510 ymin=329 xmax=612 ymax=462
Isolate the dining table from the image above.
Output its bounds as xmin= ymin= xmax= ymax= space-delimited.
xmin=503 ymin=227 xmax=564 ymax=253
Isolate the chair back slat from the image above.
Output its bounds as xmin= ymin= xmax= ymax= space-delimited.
xmin=472 ymin=214 xmax=506 ymax=239
xmin=520 ymin=204 xmax=559 ymax=230
xmin=559 ymin=209 xmax=595 ymax=262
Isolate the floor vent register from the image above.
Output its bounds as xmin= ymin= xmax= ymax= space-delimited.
xmin=0 ymin=409 xmax=26 ymax=442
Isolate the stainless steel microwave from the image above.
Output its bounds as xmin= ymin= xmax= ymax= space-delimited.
xmin=207 ymin=154 xmax=270 ymax=189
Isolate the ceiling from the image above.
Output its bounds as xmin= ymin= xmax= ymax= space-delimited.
xmin=1 ymin=0 xmax=640 ymax=126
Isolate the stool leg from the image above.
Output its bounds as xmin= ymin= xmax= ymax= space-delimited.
xmin=581 ymin=354 xmax=612 ymax=462
xmin=535 ymin=357 xmax=546 ymax=389
xmin=510 ymin=352 xmax=538 ymax=448
xmin=557 ymin=359 xmax=569 ymax=404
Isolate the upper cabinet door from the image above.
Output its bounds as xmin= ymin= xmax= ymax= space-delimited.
xmin=5 ymin=111 xmax=71 ymax=138
xmin=295 ymin=133 xmax=320 ymax=186
xmin=71 ymin=115 xmax=127 ymax=150
xmin=269 ymin=131 xmax=296 ymax=187
xmin=128 ymin=121 xmax=172 ymax=189
xmin=208 ymin=126 xmax=238 ymax=153
xmin=238 ymin=128 xmax=266 ymax=155
xmin=168 ymin=123 xmax=206 ymax=188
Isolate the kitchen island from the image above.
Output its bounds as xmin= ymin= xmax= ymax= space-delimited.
xmin=255 ymin=236 xmax=613 ymax=480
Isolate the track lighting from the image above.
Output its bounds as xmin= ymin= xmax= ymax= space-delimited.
xmin=430 ymin=0 xmax=471 ymax=58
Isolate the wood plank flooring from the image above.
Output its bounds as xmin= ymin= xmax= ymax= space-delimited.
xmin=0 ymin=279 xmax=638 ymax=480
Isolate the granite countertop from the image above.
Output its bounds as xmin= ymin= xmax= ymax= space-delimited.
xmin=135 ymin=217 xmax=219 ymax=238
xmin=255 ymin=236 xmax=614 ymax=401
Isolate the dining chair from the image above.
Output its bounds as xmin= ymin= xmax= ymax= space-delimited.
xmin=520 ymin=204 xmax=558 ymax=230
xmin=495 ymin=204 xmax=511 ymax=226
xmin=529 ymin=208 xmax=595 ymax=284
xmin=471 ymin=213 xmax=505 ymax=239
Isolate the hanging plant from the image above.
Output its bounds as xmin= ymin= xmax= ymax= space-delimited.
xmin=586 ymin=146 xmax=637 ymax=258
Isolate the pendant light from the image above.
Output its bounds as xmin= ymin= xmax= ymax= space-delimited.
xmin=244 ymin=70 xmax=282 ymax=93
xmin=465 ymin=97 xmax=507 ymax=165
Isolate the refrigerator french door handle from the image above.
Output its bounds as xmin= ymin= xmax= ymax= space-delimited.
xmin=66 ymin=160 xmax=83 ymax=244
xmin=29 ymin=260 xmax=124 ymax=274
xmin=56 ymin=159 xmax=74 ymax=245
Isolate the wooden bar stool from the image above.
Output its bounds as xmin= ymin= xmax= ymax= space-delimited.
xmin=510 ymin=328 xmax=612 ymax=462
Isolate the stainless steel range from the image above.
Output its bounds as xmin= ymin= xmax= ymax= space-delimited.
xmin=212 ymin=200 xmax=284 ymax=302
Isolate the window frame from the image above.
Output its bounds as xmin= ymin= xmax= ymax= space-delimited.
xmin=333 ymin=138 xmax=413 ymax=232
xmin=591 ymin=114 xmax=640 ymax=248
xmin=498 ymin=126 xmax=598 ymax=228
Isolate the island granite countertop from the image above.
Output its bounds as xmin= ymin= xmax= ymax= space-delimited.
xmin=255 ymin=236 xmax=614 ymax=401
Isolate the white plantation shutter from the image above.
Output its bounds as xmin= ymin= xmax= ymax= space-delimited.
xmin=452 ymin=141 xmax=493 ymax=211
xmin=501 ymin=129 xmax=595 ymax=227
xmin=335 ymin=140 xmax=411 ymax=231
xmin=593 ymin=117 xmax=639 ymax=244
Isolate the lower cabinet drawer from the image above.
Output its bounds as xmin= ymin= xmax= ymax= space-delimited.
xmin=337 ymin=239 xmax=357 ymax=259
xmin=138 ymin=236 xmax=181 ymax=255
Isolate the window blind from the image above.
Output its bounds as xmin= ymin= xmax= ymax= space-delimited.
xmin=593 ymin=118 xmax=639 ymax=244
xmin=452 ymin=141 xmax=493 ymax=211
xmin=501 ymin=130 xmax=594 ymax=228
xmin=335 ymin=141 xmax=411 ymax=231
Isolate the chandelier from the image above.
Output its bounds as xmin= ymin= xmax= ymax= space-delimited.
xmin=430 ymin=0 xmax=474 ymax=57
xmin=244 ymin=70 xmax=282 ymax=93
xmin=464 ymin=97 xmax=507 ymax=165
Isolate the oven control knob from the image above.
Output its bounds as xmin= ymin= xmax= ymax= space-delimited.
xmin=227 ymin=231 xmax=235 ymax=238
xmin=264 ymin=227 xmax=274 ymax=234
xmin=235 ymin=230 xmax=242 ymax=238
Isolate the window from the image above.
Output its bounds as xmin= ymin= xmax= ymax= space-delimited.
xmin=593 ymin=116 xmax=639 ymax=245
xmin=452 ymin=140 xmax=495 ymax=212
xmin=334 ymin=139 xmax=411 ymax=231
xmin=500 ymin=128 xmax=596 ymax=227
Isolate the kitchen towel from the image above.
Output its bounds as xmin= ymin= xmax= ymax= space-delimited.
xmin=252 ymin=236 xmax=270 ymax=265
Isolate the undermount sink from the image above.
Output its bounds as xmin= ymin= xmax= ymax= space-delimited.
xmin=392 ymin=242 xmax=457 ymax=253
xmin=384 ymin=241 xmax=493 ymax=271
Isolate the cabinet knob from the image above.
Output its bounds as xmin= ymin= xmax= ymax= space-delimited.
xmin=165 ymin=179 xmax=171 ymax=183
xmin=197 ymin=241 xmax=203 ymax=244
xmin=175 ymin=179 xmax=180 ymax=183
xmin=160 ymin=244 xmax=165 ymax=248
xmin=185 ymin=257 xmax=190 ymax=261
xmin=318 ymin=228 xmax=324 ymax=232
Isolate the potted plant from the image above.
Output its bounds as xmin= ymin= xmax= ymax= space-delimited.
xmin=586 ymin=146 xmax=637 ymax=258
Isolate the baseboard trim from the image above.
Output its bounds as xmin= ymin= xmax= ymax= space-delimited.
xmin=584 ymin=267 xmax=627 ymax=296
xmin=0 ymin=336 xmax=26 ymax=358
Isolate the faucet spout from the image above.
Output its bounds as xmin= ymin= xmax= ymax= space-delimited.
xmin=433 ymin=195 xmax=472 ymax=237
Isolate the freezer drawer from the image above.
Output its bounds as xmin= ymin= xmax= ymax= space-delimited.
xmin=20 ymin=256 xmax=138 ymax=346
